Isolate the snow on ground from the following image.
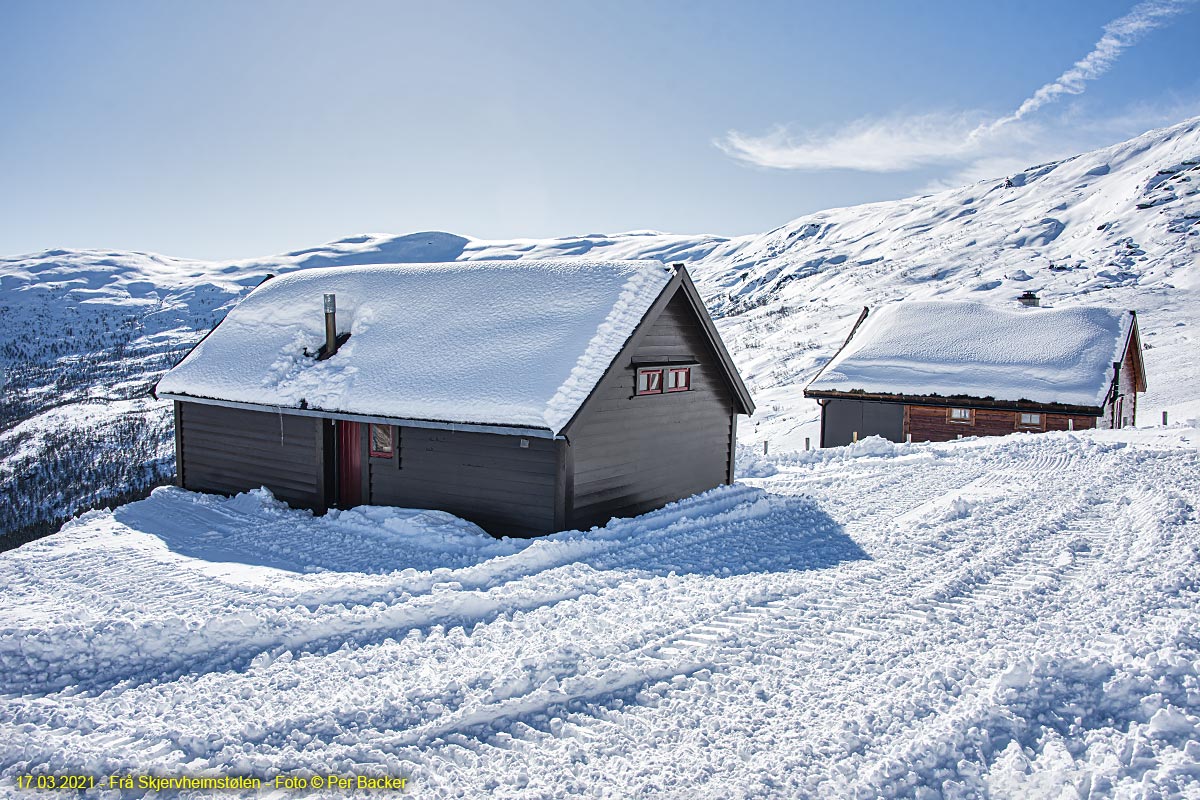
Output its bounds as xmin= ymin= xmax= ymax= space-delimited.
xmin=2 ymin=424 xmax=1199 ymax=798
xmin=2 ymin=115 xmax=1199 ymax=797
xmin=4 ymin=116 xmax=1199 ymax=537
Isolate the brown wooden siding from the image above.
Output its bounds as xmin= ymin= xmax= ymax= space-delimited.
xmin=177 ymin=402 xmax=325 ymax=509
xmin=367 ymin=426 xmax=558 ymax=537
xmin=566 ymin=290 xmax=735 ymax=531
xmin=905 ymin=404 xmax=1096 ymax=443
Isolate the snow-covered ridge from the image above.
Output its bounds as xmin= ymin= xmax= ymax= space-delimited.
xmin=2 ymin=115 xmax=1199 ymax=536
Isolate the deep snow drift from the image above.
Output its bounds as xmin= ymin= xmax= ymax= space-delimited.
xmin=2 ymin=425 xmax=1199 ymax=797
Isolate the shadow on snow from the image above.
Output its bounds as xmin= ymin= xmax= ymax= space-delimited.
xmin=3 ymin=486 xmax=867 ymax=698
xmin=112 ymin=484 xmax=868 ymax=580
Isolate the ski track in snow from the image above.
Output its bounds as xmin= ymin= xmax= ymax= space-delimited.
xmin=2 ymin=427 xmax=1198 ymax=798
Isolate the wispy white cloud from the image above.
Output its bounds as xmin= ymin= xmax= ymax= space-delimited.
xmin=718 ymin=0 xmax=1198 ymax=173
xmin=717 ymin=113 xmax=988 ymax=172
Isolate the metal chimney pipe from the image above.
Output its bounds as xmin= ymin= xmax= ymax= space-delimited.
xmin=323 ymin=293 xmax=338 ymax=357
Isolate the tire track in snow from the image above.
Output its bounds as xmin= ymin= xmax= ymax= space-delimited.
xmin=0 ymin=485 xmax=858 ymax=770
xmin=843 ymin=505 xmax=1150 ymax=796
xmin=269 ymin=441 xmax=1047 ymax=760
xmin=4 ymin=434 xmax=1196 ymax=794
xmin=730 ymin=449 xmax=1180 ymax=795
xmin=335 ymin=451 xmax=1003 ymax=753
xmin=2 ymin=486 xmax=778 ymax=695
xmin=486 ymin=438 xmax=1147 ymax=793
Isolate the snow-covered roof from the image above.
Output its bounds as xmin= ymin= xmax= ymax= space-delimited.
xmin=806 ymin=301 xmax=1136 ymax=408
xmin=157 ymin=260 xmax=675 ymax=433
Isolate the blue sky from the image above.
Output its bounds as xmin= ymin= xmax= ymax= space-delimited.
xmin=2 ymin=0 xmax=1198 ymax=259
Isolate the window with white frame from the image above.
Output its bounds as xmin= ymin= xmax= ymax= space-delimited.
xmin=636 ymin=368 xmax=663 ymax=395
xmin=666 ymin=367 xmax=691 ymax=392
xmin=1018 ymin=412 xmax=1042 ymax=429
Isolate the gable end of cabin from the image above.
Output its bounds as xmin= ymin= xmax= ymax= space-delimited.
xmin=562 ymin=276 xmax=745 ymax=531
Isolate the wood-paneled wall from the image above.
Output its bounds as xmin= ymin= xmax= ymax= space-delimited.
xmin=177 ymin=402 xmax=326 ymax=509
xmin=566 ymin=291 xmax=735 ymax=531
xmin=905 ymin=405 xmax=1096 ymax=443
xmin=367 ymin=427 xmax=559 ymax=537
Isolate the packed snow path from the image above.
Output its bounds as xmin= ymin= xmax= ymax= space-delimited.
xmin=1 ymin=427 xmax=1199 ymax=798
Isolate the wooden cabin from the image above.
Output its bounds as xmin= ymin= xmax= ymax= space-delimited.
xmin=804 ymin=301 xmax=1146 ymax=447
xmin=155 ymin=260 xmax=754 ymax=537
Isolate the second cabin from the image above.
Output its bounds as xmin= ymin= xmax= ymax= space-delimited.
xmin=155 ymin=260 xmax=754 ymax=537
xmin=804 ymin=300 xmax=1146 ymax=447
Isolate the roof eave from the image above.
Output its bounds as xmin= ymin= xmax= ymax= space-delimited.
xmin=802 ymin=388 xmax=1104 ymax=416
xmin=803 ymin=305 xmax=871 ymax=395
xmin=1125 ymin=311 xmax=1149 ymax=392
xmin=157 ymin=392 xmax=560 ymax=439
xmin=152 ymin=272 xmax=276 ymax=401
xmin=676 ymin=267 xmax=756 ymax=416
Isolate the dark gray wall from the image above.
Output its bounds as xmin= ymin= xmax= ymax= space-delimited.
xmin=177 ymin=401 xmax=326 ymax=509
xmin=566 ymin=290 xmax=736 ymax=530
xmin=367 ymin=426 xmax=559 ymax=537
xmin=821 ymin=398 xmax=904 ymax=447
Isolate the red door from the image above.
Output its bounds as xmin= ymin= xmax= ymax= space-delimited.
xmin=337 ymin=421 xmax=362 ymax=507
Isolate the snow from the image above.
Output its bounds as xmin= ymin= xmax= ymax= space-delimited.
xmin=2 ymin=424 xmax=1199 ymax=797
xmin=806 ymin=301 xmax=1135 ymax=407
xmin=4 ymin=117 xmax=1199 ymax=529
xmin=156 ymin=260 xmax=673 ymax=432
xmin=2 ymin=116 xmax=1200 ymax=797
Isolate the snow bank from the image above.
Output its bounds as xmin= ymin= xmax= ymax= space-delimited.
xmin=156 ymin=260 xmax=674 ymax=432
xmin=3 ymin=426 xmax=1198 ymax=798
xmin=807 ymin=301 xmax=1134 ymax=407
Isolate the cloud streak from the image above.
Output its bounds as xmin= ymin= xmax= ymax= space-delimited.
xmin=974 ymin=0 xmax=1196 ymax=138
xmin=716 ymin=113 xmax=991 ymax=172
xmin=719 ymin=0 xmax=1197 ymax=172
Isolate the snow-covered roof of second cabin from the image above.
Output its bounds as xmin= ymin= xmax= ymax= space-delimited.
xmin=805 ymin=301 xmax=1138 ymax=409
xmin=156 ymin=259 xmax=677 ymax=433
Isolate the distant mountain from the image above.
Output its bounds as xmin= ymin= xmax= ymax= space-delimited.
xmin=2 ymin=117 xmax=1197 ymax=543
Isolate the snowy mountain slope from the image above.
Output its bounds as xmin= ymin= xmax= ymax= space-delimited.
xmin=1 ymin=116 xmax=1198 ymax=539
xmin=2 ymin=425 xmax=1197 ymax=796
xmin=697 ymin=115 xmax=1200 ymax=449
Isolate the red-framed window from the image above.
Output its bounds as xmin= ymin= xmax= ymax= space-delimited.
xmin=369 ymin=423 xmax=394 ymax=458
xmin=637 ymin=368 xmax=664 ymax=395
xmin=667 ymin=367 xmax=691 ymax=392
